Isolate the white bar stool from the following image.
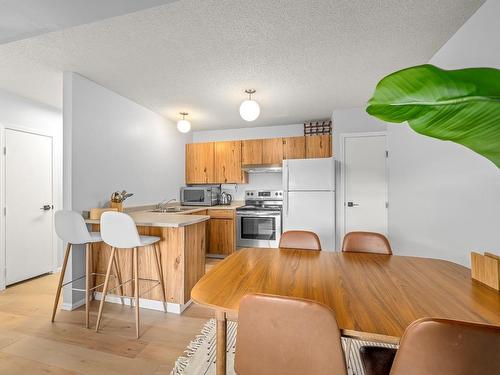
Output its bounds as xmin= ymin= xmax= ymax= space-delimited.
xmin=52 ymin=210 xmax=124 ymax=328
xmin=96 ymin=211 xmax=167 ymax=338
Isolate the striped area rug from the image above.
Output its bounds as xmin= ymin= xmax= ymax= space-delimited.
xmin=171 ymin=319 xmax=397 ymax=375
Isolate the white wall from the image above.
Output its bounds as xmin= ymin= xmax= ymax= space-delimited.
xmin=387 ymin=0 xmax=500 ymax=266
xmin=332 ymin=108 xmax=387 ymax=157
xmin=65 ymin=72 xmax=190 ymax=211
xmin=193 ymin=124 xmax=303 ymax=200
xmin=193 ymin=123 xmax=303 ymax=143
xmin=63 ymin=72 xmax=190 ymax=307
xmin=0 ymin=89 xmax=63 ymax=289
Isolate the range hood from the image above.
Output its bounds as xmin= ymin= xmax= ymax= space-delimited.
xmin=241 ymin=164 xmax=282 ymax=173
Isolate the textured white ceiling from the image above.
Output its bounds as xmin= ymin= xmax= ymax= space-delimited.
xmin=0 ymin=0 xmax=177 ymax=43
xmin=0 ymin=0 xmax=485 ymax=130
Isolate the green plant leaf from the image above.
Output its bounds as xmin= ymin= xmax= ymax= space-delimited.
xmin=366 ymin=64 xmax=500 ymax=167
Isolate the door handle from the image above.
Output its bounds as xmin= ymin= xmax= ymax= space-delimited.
xmin=40 ymin=204 xmax=53 ymax=211
xmin=347 ymin=202 xmax=359 ymax=207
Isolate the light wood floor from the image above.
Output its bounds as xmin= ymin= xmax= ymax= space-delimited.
xmin=0 ymin=263 xmax=218 ymax=374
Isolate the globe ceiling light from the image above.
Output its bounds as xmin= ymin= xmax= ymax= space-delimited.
xmin=239 ymin=89 xmax=260 ymax=122
xmin=177 ymin=112 xmax=191 ymax=133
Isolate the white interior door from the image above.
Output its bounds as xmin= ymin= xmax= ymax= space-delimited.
xmin=343 ymin=134 xmax=387 ymax=237
xmin=5 ymin=129 xmax=53 ymax=285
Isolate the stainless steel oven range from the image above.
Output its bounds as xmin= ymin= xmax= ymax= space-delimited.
xmin=236 ymin=190 xmax=283 ymax=248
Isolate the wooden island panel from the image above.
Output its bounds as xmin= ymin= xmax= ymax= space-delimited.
xmin=91 ymin=221 xmax=206 ymax=305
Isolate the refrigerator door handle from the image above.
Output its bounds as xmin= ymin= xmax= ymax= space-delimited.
xmin=286 ymin=164 xmax=290 ymax=215
xmin=287 ymin=163 xmax=290 ymax=191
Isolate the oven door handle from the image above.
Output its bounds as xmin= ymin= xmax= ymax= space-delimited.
xmin=237 ymin=212 xmax=281 ymax=217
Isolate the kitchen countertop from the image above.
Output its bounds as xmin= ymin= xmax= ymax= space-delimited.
xmin=173 ymin=201 xmax=244 ymax=213
xmin=84 ymin=201 xmax=244 ymax=228
xmin=85 ymin=210 xmax=209 ymax=228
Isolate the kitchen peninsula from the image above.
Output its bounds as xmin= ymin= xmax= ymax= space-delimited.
xmin=85 ymin=209 xmax=210 ymax=313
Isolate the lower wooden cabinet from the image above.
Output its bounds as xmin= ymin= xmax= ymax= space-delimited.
xmin=207 ymin=209 xmax=236 ymax=256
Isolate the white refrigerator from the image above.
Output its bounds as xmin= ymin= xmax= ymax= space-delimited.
xmin=283 ymin=157 xmax=335 ymax=251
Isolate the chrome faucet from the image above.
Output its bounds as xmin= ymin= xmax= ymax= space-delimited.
xmin=157 ymin=198 xmax=176 ymax=209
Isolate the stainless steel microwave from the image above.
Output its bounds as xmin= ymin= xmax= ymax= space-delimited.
xmin=180 ymin=185 xmax=220 ymax=206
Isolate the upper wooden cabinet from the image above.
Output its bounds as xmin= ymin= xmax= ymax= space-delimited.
xmin=306 ymin=135 xmax=332 ymax=158
xmin=215 ymin=141 xmax=247 ymax=184
xmin=243 ymin=138 xmax=284 ymax=165
xmin=185 ymin=142 xmax=215 ymax=184
xmin=241 ymin=139 xmax=263 ymax=165
xmin=282 ymin=136 xmax=306 ymax=159
xmin=185 ymin=135 xmax=332 ymax=184
xmin=262 ymin=138 xmax=283 ymax=165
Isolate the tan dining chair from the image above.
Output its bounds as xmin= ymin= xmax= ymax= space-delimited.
xmin=341 ymin=231 xmax=392 ymax=255
xmin=360 ymin=318 xmax=500 ymax=375
xmin=234 ymin=293 xmax=347 ymax=375
xmin=279 ymin=230 xmax=322 ymax=251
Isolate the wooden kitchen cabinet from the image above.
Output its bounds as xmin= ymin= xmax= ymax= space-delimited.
xmin=306 ymin=135 xmax=332 ymax=158
xmin=207 ymin=209 xmax=236 ymax=256
xmin=185 ymin=143 xmax=215 ymax=184
xmin=241 ymin=139 xmax=263 ymax=165
xmin=262 ymin=138 xmax=283 ymax=164
xmin=283 ymin=136 xmax=306 ymax=159
xmin=185 ymin=135 xmax=331 ymax=183
xmin=215 ymin=141 xmax=247 ymax=183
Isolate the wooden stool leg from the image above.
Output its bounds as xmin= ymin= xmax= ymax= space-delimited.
xmin=130 ymin=250 xmax=135 ymax=308
xmin=85 ymin=243 xmax=91 ymax=328
xmin=112 ymin=250 xmax=125 ymax=305
xmin=133 ymin=247 xmax=140 ymax=338
xmin=95 ymin=247 xmax=116 ymax=333
xmin=89 ymin=243 xmax=95 ymax=301
xmin=51 ymin=243 xmax=72 ymax=322
xmin=153 ymin=243 xmax=167 ymax=312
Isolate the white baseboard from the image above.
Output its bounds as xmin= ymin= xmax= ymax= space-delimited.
xmin=61 ymin=297 xmax=86 ymax=311
xmin=93 ymin=292 xmax=191 ymax=314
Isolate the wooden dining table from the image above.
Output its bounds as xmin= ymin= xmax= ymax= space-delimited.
xmin=191 ymin=248 xmax=500 ymax=375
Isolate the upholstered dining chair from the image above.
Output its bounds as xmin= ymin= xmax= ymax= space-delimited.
xmin=359 ymin=318 xmax=500 ymax=375
xmin=234 ymin=293 xmax=347 ymax=375
xmin=341 ymin=231 xmax=392 ymax=255
xmin=279 ymin=230 xmax=322 ymax=251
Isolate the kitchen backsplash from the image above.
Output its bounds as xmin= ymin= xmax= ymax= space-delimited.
xmin=221 ymin=173 xmax=283 ymax=201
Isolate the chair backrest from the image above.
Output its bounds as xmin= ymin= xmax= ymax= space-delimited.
xmin=342 ymin=231 xmax=392 ymax=255
xmin=100 ymin=211 xmax=142 ymax=248
xmin=279 ymin=230 xmax=322 ymax=251
xmin=54 ymin=210 xmax=92 ymax=244
xmin=234 ymin=294 xmax=347 ymax=375
xmin=391 ymin=318 xmax=500 ymax=375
